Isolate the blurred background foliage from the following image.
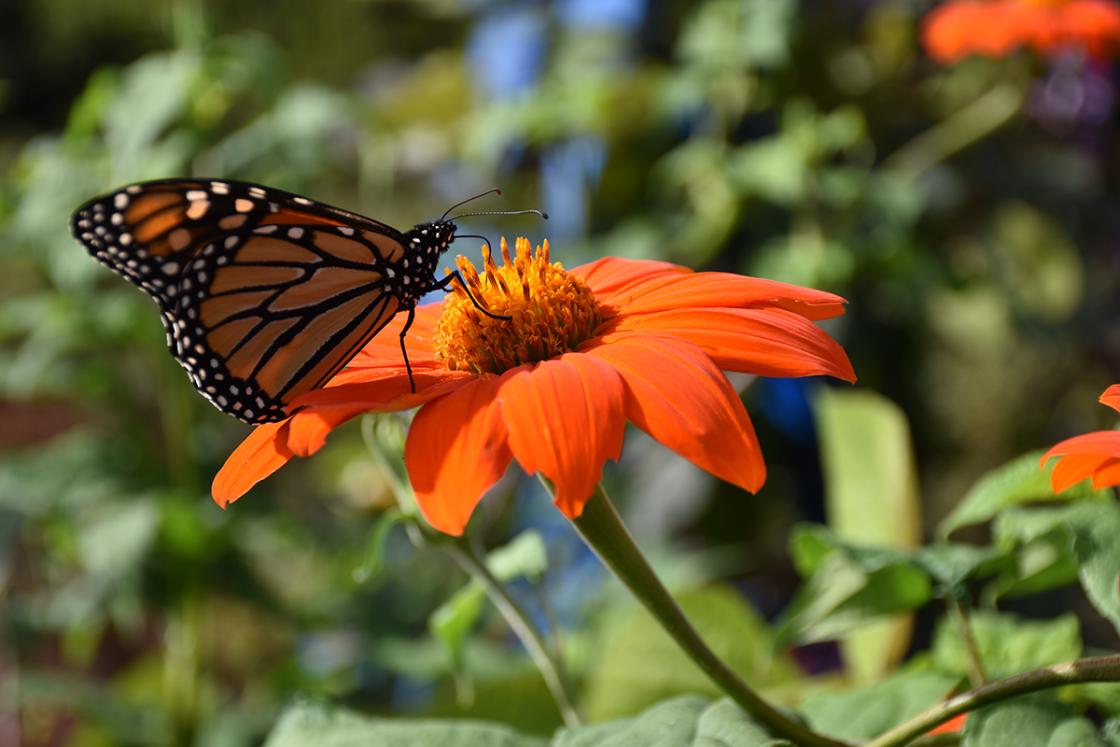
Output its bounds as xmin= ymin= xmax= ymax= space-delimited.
xmin=2 ymin=0 xmax=1120 ymax=744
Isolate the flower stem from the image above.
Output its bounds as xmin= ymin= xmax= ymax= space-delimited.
xmin=947 ymin=597 xmax=986 ymax=688
xmin=885 ymin=84 xmax=1023 ymax=180
xmin=360 ymin=415 xmax=582 ymax=728
xmin=865 ymin=655 xmax=1120 ymax=747
xmin=568 ymin=484 xmax=851 ymax=747
xmin=442 ymin=536 xmax=584 ymax=728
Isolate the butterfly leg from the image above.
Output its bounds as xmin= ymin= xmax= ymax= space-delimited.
xmin=433 ymin=271 xmax=511 ymax=321
xmin=399 ymin=306 xmax=417 ymax=393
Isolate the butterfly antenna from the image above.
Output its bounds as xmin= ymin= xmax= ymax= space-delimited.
xmin=455 ymin=233 xmax=496 ymax=250
xmin=441 ymin=188 xmax=502 ymax=221
xmin=450 ymin=208 xmax=549 ymax=221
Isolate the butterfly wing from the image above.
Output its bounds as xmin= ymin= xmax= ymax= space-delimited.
xmin=71 ymin=179 xmax=411 ymax=423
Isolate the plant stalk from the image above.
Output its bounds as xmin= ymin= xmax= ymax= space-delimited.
xmin=568 ymin=483 xmax=851 ymax=747
xmin=865 ymin=655 xmax=1120 ymax=747
xmin=947 ymin=598 xmax=987 ymax=688
xmin=443 ymin=536 xmax=584 ymax=728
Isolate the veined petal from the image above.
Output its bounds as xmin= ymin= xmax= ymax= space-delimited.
xmin=293 ymin=369 xmax=473 ymax=411
xmin=597 ymin=271 xmax=848 ymax=321
xmin=571 ymin=256 xmax=689 ymax=305
xmin=500 ymin=354 xmax=626 ymax=519
xmin=605 ymin=307 xmax=855 ymax=382
xmin=347 ymin=303 xmax=444 ymax=367
xmin=586 ymin=334 xmax=766 ymax=493
xmin=1100 ymin=384 xmax=1120 ymax=414
xmin=405 ymin=374 xmax=514 ymax=536
xmin=212 ymin=420 xmax=294 ymax=507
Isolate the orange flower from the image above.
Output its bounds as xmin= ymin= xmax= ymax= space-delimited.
xmin=1041 ymin=384 xmax=1120 ymax=492
xmin=212 ymin=238 xmax=855 ymax=535
xmin=922 ymin=0 xmax=1120 ymax=63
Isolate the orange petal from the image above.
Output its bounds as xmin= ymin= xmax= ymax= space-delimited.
xmin=601 ymin=271 xmax=847 ymax=321
xmin=586 ymin=334 xmax=766 ymax=493
xmin=286 ymin=405 xmax=369 ymax=457
xmin=571 ymin=256 xmax=689 ymax=306
xmin=500 ymin=354 xmax=626 ymax=519
xmin=606 ymin=307 xmax=855 ymax=382
xmin=1100 ymin=384 xmax=1120 ymax=414
xmin=405 ymin=374 xmax=514 ymax=536
xmin=1051 ymin=453 xmax=1114 ymax=493
xmin=347 ymin=303 xmax=444 ymax=368
xmin=927 ymin=713 xmax=967 ymax=736
xmin=1092 ymin=457 xmax=1120 ymax=490
xmin=1042 ymin=430 xmax=1120 ymax=492
xmin=292 ymin=368 xmax=473 ymax=411
xmin=212 ymin=420 xmax=294 ymax=507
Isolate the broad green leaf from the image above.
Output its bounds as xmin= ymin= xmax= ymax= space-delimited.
xmin=995 ymin=503 xmax=1120 ymax=636
xmin=932 ymin=610 xmax=1081 ymax=680
xmin=800 ymin=669 xmax=960 ymax=741
xmin=963 ymin=696 xmax=1090 ymax=747
xmin=583 ymin=585 xmax=802 ymax=721
xmin=555 ymin=696 xmax=787 ymax=747
xmin=913 ymin=543 xmax=1014 ymax=593
xmin=776 ymin=541 xmax=931 ymax=649
xmin=814 ymin=388 xmax=921 ymax=683
xmin=264 ymin=701 xmax=544 ymax=747
xmin=939 ymin=451 xmax=1099 ymax=539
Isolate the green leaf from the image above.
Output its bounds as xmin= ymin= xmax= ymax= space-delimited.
xmin=353 ymin=508 xmax=412 ymax=583
xmin=264 ymin=701 xmax=544 ymax=747
xmin=813 ymin=387 xmax=922 ymax=683
xmin=800 ymin=669 xmax=960 ymax=741
xmin=554 ymin=696 xmax=787 ymax=747
xmin=583 ymin=585 xmax=803 ymax=721
xmin=939 ymin=451 xmax=1099 ymax=538
xmin=913 ymin=543 xmax=1014 ymax=593
xmin=776 ymin=534 xmax=931 ymax=648
xmin=995 ymin=503 xmax=1120 ymax=636
xmin=932 ymin=610 xmax=1081 ymax=680
xmin=963 ymin=696 xmax=1095 ymax=747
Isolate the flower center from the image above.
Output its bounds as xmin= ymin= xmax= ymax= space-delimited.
xmin=433 ymin=237 xmax=601 ymax=375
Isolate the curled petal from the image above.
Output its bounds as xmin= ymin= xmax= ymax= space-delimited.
xmin=500 ymin=354 xmax=627 ymax=519
xmin=405 ymin=374 xmax=514 ymax=536
xmin=599 ymin=270 xmax=848 ymax=321
xmin=292 ymin=369 xmax=473 ymax=411
xmin=1042 ymin=431 xmax=1120 ymax=492
xmin=587 ymin=334 xmax=766 ymax=493
xmin=212 ymin=420 xmax=294 ymax=507
xmin=1100 ymin=384 xmax=1120 ymax=414
xmin=606 ymin=307 xmax=855 ymax=382
xmin=571 ymin=256 xmax=689 ymax=305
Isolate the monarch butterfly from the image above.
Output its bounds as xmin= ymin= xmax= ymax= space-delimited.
xmin=70 ymin=179 xmax=543 ymax=424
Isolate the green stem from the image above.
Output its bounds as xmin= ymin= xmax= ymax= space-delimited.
xmin=568 ymin=484 xmax=851 ymax=747
xmin=884 ymin=84 xmax=1023 ymax=180
xmin=360 ymin=415 xmax=582 ymax=727
xmin=444 ymin=537 xmax=583 ymax=728
xmin=866 ymin=655 xmax=1120 ymax=747
xmin=947 ymin=598 xmax=986 ymax=688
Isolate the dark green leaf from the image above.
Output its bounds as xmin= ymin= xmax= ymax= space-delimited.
xmin=800 ymin=669 xmax=960 ymax=741
xmin=963 ymin=696 xmax=1092 ymax=747
xmin=264 ymin=701 xmax=544 ymax=747
xmin=939 ymin=451 xmax=1099 ymax=539
xmin=932 ymin=610 xmax=1081 ymax=680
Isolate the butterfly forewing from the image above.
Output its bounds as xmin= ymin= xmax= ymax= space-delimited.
xmin=70 ymin=179 xmax=437 ymax=424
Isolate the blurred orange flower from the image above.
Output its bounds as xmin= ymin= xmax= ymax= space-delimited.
xmin=212 ymin=238 xmax=855 ymax=535
xmin=1042 ymin=384 xmax=1120 ymax=492
xmin=923 ymin=0 xmax=1120 ymax=63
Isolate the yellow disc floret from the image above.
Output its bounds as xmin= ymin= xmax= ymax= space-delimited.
xmin=434 ymin=237 xmax=601 ymax=374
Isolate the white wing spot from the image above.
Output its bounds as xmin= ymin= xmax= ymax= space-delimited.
xmin=210 ymin=181 xmax=230 ymax=195
xmin=224 ymin=236 xmax=239 ymax=249
xmin=288 ymin=227 xmax=304 ymax=239
xmin=249 ymin=187 xmax=267 ymax=198
xmin=235 ymin=199 xmax=254 ymax=213
xmin=186 ymin=190 xmax=207 ymax=201
xmin=255 ymin=225 xmax=278 ymax=235
xmin=114 ymin=193 xmax=129 ymax=209
xmin=293 ymin=196 xmax=312 ymax=205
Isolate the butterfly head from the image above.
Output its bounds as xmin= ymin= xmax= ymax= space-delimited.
xmin=410 ymin=219 xmax=458 ymax=259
